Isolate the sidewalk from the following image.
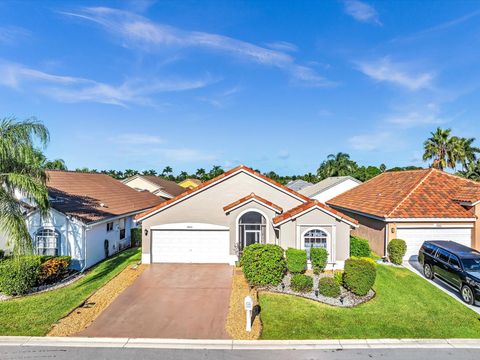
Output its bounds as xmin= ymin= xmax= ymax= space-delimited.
xmin=1 ymin=337 xmax=480 ymax=350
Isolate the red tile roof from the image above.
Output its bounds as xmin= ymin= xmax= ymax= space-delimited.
xmin=328 ymin=168 xmax=480 ymax=219
xmin=273 ymin=200 xmax=358 ymax=226
xmin=223 ymin=193 xmax=283 ymax=213
xmin=452 ymin=186 xmax=480 ymax=204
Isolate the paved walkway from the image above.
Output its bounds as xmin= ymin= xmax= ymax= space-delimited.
xmin=78 ymin=264 xmax=233 ymax=339
xmin=404 ymin=260 xmax=480 ymax=315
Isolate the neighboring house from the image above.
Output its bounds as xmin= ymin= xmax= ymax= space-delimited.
xmin=136 ymin=165 xmax=358 ymax=269
xmin=25 ymin=171 xmax=163 ymax=270
xmin=286 ymin=179 xmax=313 ymax=192
xmin=178 ymin=178 xmax=202 ymax=190
xmin=327 ymin=169 xmax=480 ymax=261
xmin=123 ymin=175 xmax=186 ymax=200
xmin=300 ymin=176 xmax=362 ymax=203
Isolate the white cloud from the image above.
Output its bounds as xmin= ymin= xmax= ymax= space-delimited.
xmin=349 ymin=131 xmax=393 ymax=151
xmin=343 ymin=0 xmax=381 ymax=25
xmin=110 ymin=134 xmax=163 ymax=145
xmin=266 ymin=41 xmax=298 ymax=52
xmin=0 ymin=60 xmax=214 ymax=106
xmin=356 ymin=57 xmax=434 ymax=91
xmin=62 ymin=7 xmax=332 ymax=87
xmin=0 ymin=26 xmax=30 ymax=44
xmin=386 ymin=104 xmax=446 ymax=128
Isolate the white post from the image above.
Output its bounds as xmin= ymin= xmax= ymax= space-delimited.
xmin=244 ymin=296 xmax=253 ymax=332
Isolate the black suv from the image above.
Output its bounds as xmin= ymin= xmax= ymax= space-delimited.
xmin=418 ymin=241 xmax=480 ymax=305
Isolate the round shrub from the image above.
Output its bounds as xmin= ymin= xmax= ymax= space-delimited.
xmin=343 ymin=257 xmax=376 ymax=296
xmin=38 ymin=257 xmax=71 ymax=285
xmin=290 ymin=274 xmax=313 ymax=293
xmin=350 ymin=236 xmax=371 ymax=257
xmin=310 ymin=247 xmax=328 ymax=274
xmin=318 ymin=277 xmax=341 ymax=298
xmin=286 ymin=248 xmax=307 ymax=274
xmin=387 ymin=238 xmax=407 ymax=265
xmin=0 ymin=256 xmax=41 ymax=295
xmin=241 ymin=244 xmax=286 ymax=286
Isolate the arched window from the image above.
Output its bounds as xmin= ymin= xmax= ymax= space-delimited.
xmin=238 ymin=211 xmax=266 ymax=251
xmin=303 ymin=228 xmax=328 ymax=259
xmin=35 ymin=228 xmax=60 ymax=256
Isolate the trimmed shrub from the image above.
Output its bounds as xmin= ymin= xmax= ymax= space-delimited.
xmin=310 ymin=247 xmax=328 ymax=274
xmin=0 ymin=257 xmax=41 ymax=295
xmin=241 ymin=244 xmax=286 ymax=286
xmin=343 ymin=257 xmax=376 ymax=296
xmin=290 ymin=274 xmax=313 ymax=293
xmin=318 ymin=277 xmax=341 ymax=298
xmin=333 ymin=271 xmax=344 ymax=286
xmin=286 ymin=248 xmax=307 ymax=274
xmin=350 ymin=236 xmax=371 ymax=257
xmin=38 ymin=257 xmax=71 ymax=285
xmin=388 ymin=239 xmax=407 ymax=265
xmin=131 ymin=228 xmax=142 ymax=247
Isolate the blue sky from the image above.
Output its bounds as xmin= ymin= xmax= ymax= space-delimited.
xmin=1 ymin=0 xmax=480 ymax=175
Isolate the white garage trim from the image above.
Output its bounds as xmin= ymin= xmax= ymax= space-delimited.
xmin=151 ymin=223 xmax=229 ymax=231
xmin=387 ymin=217 xmax=476 ymax=222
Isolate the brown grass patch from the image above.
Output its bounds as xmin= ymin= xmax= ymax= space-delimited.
xmin=225 ymin=268 xmax=261 ymax=340
xmin=48 ymin=264 xmax=146 ymax=337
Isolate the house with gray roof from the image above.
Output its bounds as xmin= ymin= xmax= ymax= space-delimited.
xmin=300 ymin=176 xmax=362 ymax=203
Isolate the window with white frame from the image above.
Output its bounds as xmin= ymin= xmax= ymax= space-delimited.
xmin=106 ymin=222 xmax=113 ymax=232
xmin=119 ymin=218 xmax=126 ymax=240
xmin=35 ymin=228 xmax=59 ymax=256
xmin=303 ymin=228 xmax=327 ymax=259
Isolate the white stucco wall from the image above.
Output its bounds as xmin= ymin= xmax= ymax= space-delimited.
xmin=124 ymin=177 xmax=159 ymax=193
xmin=312 ymin=179 xmax=360 ymax=203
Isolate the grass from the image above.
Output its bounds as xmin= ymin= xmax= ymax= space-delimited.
xmin=0 ymin=247 xmax=140 ymax=336
xmin=259 ymin=265 xmax=480 ymax=339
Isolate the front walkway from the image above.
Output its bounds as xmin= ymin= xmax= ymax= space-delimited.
xmin=404 ymin=261 xmax=480 ymax=315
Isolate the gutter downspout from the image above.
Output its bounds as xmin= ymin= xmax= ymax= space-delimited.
xmin=80 ymin=224 xmax=88 ymax=273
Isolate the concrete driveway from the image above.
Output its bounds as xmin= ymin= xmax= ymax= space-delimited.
xmin=79 ymin=264 xmax=233 ymax=339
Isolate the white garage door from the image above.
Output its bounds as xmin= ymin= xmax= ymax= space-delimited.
xmin=396 ymin=227 xmax=472 ymax=261
xmin=151 ymin=226 xmax=230 ymax=263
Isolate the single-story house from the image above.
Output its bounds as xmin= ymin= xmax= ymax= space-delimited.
xmin=136 ymin=165 xmax=358 ymax=269
xmin=327 ymin=169 xmax=480 ymax=261
xmin=25 ymin=171 xmax=163 ymax=270
xmin=123 ymin=175 xmax=185 ymax=200
xmin=286 ymin=179 xmax=313 ymax=192
xmin=300 ymin=176 xmax=362 ymax=203
xmin=178 ymin=178 xmax=202 ymax=190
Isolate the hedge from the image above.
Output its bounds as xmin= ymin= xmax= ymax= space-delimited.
xmin=286 ymin=248 xmax=307 ymax=274
xmin=343 ymin=257 xmax=376 ymax=296
xmin=310 ymin=247 xmax=328 ymax=274
xmin=388 ymin=238 xmax=407 ymax=265
xmin=38 ymin=257 xmax=71 ymax=285
xmin=0 ymin=256 xmax=41 ymax=295
xmin=241 ymin=244 xmax=286 ymax=286
xmin=290 ymin=274 xmax=313 ymax=293
xmin=318 ymin=277 xmax=341 ymax=298
xmin=350 ymin=235 xmax=371 ymax=257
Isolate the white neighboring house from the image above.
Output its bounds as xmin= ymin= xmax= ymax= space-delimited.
xmin=299 ymin=176 xmax=362 ymax=203
xmin=122 ymin=175 xmax=185 ymax=201
xmin=21 ymin=171 xmax=163 ymax=270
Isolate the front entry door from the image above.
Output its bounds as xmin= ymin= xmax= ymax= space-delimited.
xmin=244 ymin=230 xmax=260 ymax=248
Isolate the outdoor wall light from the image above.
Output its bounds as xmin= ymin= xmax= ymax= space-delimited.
xmin=315 ymin=290 xmax=319 ymax=298
xmin=144 ymin=229 xmax=148 ymax=236
xmin=281 ymin=282 xmax=285 ymax=291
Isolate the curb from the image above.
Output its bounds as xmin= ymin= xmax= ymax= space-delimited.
xmin=2 ymin=337 xmax=480 ymax=349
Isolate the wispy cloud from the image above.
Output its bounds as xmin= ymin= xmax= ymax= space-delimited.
xmin=266 ymin=41 xmax=298 ymax=52
xmin=0 ymin=60 xmax=214 ymax=106
xmin=356 ymin=57 xmax=434 ymax=91
xmin=197 ymin=86 xmax=241 ymax=108
xmin=62 ymin=7 xmax=333 ymax=87
xmin=0 ymin=26 xmax=30 ymax=44
xmin=109 ymin=133 xmax=163 ymax=144
xmin=349 ymin=131 xmax=393 ymax=151
xmin=386 ymin=103 xmax=446 ymax=128
xmin=343 ymin=0 xmax=381 ymax=25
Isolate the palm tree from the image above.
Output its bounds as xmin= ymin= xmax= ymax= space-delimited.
xmin=456 ymin=137 xmax=480 ymax=171
xmin=423 ymin=128 xmax=454 ymax=170
xmin=208 ymin=165 xmax=224 ymax=179
xmin=44 ymin=159 xmax=67 ymax=170
xmin=0 ymin=117 xmax=50 ymax=255
xmin=195 ymin=168 xmax=206 ymax=181
xmin=458 ymin=160 xmax=480 ymax=181
xmin=317 ymin=152 xmax=357 ymax=179
xmin=142 ymin=169 xmax=157 ymax=176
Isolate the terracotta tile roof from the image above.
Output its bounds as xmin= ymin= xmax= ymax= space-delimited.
xmin=272 ymin=200 xmax=358 ymax=226
xmin=46 ymin=171 xmax=164 ymax=224
xmin=136 ymin=165 xmax=311 ymax=221
xmin=328 ymin=168 xmax=480 ymax=219
xmin=141 ymin=176 xmax=186 ymax=197
xmin=223 ymin=193 xmax=283 ymax=213
xmin=452 ymin=186 xmax=480 ymax=204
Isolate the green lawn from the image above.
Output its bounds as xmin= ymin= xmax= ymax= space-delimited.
xmin=0 ymin=247 xmax=140 ymax=336
xmin=259 ymin=265 xmax=480 ymax=339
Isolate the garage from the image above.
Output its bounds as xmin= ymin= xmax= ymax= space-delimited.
xmin=151 ymin=223 xmax=231 ymax=263
xmin=396 ymin=227 xmax=473 ymax=261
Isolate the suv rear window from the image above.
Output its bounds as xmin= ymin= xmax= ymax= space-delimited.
xmin=422 ymin=242 xmax=437 ymax=255
xmin=436 ymin=248 xmax=450 ymax=262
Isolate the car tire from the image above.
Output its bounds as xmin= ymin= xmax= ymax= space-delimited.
xmin=423 ymin=264 xmax=434 ymax=280
xmin=461 ymin=284 xmax=475 ymax=305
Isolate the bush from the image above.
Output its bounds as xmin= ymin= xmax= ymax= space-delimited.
xmin=241 ymin=244 xmax=286 ymax=286
xmin=290 ymin=274 xmax=313 ymax=292
xmin=343 ymin=257 xmax=376 ymax=296
xmin=310 ymin=247 xmax=328 ymax=274
xmin=350 ymin=236 xmax=371 ymax=257
xmin=318 ymin=277 xmax=341 ymax=298
xmin=334 ymin=271 xmax=344 ymax=286
xmin=286 ymin=248 xmax=307 ymax=274
xmin=38 ymin=257 xmax=71 ymax=285
xmin=0 ymin=249 xmax=4 ymax=260
xmin=388 ymin=239 xmax=407 ymax=265
xmin=131 ymin=228 xmax=142 ymax=247
xmin=0 ymin=257 xmax=41 ymax=295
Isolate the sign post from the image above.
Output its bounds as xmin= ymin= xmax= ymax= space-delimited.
xmin=244 ymin=296 xmax=253 ymax=332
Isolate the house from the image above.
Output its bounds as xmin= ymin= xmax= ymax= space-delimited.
xmin=136 ymin=165 xmax=358 ymax=269
xmin=286 ymin=179 xmax=313 ymax=192
xmin=26 ymin=171 xmax=163 ymax=270
xmin=178 ymin=178 xmax=202 ymax=190
xmin=327 ymin=169 xmax=480 ymax=261
xmin=122 ymin=175 xmax=186 ymax=200
xmin=300 ymin=176 xmax=362 ymax=203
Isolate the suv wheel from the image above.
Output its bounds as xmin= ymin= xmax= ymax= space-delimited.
xmin=461 ymin=284 xmax=475 ymax=305
xmin=423 ymin=264 xmax=434 ymax=280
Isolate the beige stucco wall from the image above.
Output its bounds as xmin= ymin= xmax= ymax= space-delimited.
xmin=124 ymin=177 xmax=159 ymax=193
xmin=473 ymin=205 xmax=480 ymax=250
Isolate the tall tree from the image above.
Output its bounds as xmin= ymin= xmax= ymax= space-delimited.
xmin=195 ymin=168 xmax=207 ymax=181
xmin=423 ymin=128 xmax=454 ymax=170
xmin=317 ymin=152 xmax=358 ymax=179
xmin=208 ymin=165 xmax=224 ymax=179
xmin=0 ymin=117 xmax=50 ymax=255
